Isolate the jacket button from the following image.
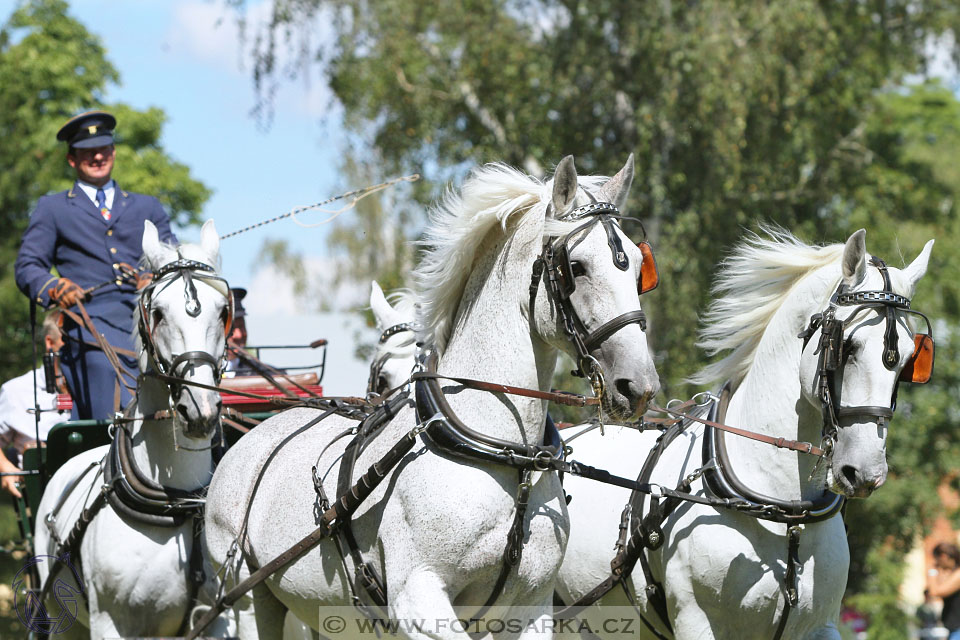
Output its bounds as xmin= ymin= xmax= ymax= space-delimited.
xmin=110 ymin=247 xmax=117 ymax=254
xmin=107 ymin=230 xmax=113 ymax=236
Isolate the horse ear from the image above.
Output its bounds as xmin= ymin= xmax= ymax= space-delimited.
xmin=551 ymin=155 xmax=579 ymax=216
xmin=370 ymin=280 xmax=400 ymax=329
xmin=902 ymin=239 xmax=934 ymax=292
xmin=841 ymin=228 xmax=868 ymax=286
xmin=597 ymin=153 xmax=635 ymax=212
xmin=142 ymin=220 xmax=162 ymax=268
xmin=200 ymin=219 xmax=220 ymax=260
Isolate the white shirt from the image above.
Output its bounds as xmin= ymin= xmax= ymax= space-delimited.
xmin=0 ymin=368 xmax=68 ymax=442
xmin=76 ymin=179 xmax=116 ymax=211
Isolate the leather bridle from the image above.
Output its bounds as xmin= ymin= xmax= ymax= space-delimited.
xmin=799 ymin=256 xmax=934 ymax=451
xmin=530 ymin=199 xmax=655 ymax=396
xmin=366 ymin=322 xmax=415 ymax=396
xmin=137 ymin=256 xmax=233 ymax=394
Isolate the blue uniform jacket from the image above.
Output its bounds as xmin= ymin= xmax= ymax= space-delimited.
xmin=15 ymin=182 xmax=177 ymax=323
xmin=14 ymin=182 xmax=177 ymax=419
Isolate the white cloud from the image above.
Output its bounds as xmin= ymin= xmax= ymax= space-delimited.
xmin=246 ymin=257 xmax=369 ymax=315
xmin=168 ymin=1 xmax=245 ymax=72
xmin=167 ymin=0 xmax=336 ymax=117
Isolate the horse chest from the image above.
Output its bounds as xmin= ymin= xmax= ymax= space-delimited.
xmin=85 ymin=513 xmax=193 ymax=611
xmin=659 ymin=511 xmax=849 ymax=635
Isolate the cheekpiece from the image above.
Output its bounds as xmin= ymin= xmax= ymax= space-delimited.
xmin=559 ymin=201 xmax=620 ymax=220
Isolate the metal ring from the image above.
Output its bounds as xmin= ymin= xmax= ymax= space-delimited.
xmin=533 ymin=450 xmax=554 ymax=472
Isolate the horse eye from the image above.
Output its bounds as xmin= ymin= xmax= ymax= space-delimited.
xmin=152 ymin=309 xmax=164 ymax=326
xmin=570 ymin=261 xmax=587 ymax=277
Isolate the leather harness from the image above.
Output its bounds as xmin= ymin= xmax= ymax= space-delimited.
xmin=553 ymin=255 xmax=931 ymax=639
xmin=39 ymin=257 xmax=231 ymax=636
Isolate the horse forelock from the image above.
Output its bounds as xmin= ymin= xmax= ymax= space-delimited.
xmin=413 ymin=164 xmax=612 ymax=354
xmin=689 ymin=225 xmax=845 ymax=387
xmin=132 ymin=239 xmax=225 ymax=367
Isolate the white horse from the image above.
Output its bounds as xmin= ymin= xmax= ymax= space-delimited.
xmin=556 ymin=228 xmax=934 ymax=639
xmin=33 ymin=220 xmax=233 ymax=638
xmin=367 ymin=281 xmax=418 ymax=398
xmin=202 ymin=156 xmax=660 ymax=639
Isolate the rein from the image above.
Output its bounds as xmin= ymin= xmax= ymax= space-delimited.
xmin=650 ymin=403 xmax=824 ymax=456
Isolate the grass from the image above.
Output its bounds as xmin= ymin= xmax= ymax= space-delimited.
xmin=0 ymin=499 xmax=40 ymax=637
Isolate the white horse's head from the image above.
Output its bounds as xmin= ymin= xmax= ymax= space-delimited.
xmin=799 ymin=229 xmax=934 ymax=498
xmin=534 ymin=155 xmax=661 ymax=419
xmin=138 ymin=219 xmax=230 ymax=439
xmin=368 ymin=281 xmax=417 ymax=397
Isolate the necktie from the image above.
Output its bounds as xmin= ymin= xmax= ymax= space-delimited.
xmin=96 ymin=188 xmax=111 ymax=221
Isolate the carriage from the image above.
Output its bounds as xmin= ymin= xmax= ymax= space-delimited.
xmin=8 ymin=340 xmax=329 ymax=592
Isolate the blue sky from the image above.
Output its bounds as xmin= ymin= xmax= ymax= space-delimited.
xmin=2 ymin=0 xmax=383 ymax=392
xmin=4 ymin=0 xmax=346 ymax=294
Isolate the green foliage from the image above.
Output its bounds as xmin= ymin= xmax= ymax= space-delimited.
xmin=234 ymin=0 xmax=960 ymax=626
xmin=0 ymin=0 xmax=211 ymax=381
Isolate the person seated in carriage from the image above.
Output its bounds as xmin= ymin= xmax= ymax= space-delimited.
xmin=223 ymin=287 xmax=257 ymax=377
xmin=223 ymin=287 xmax=288 ymax=378
xmin=0 ymin=312 xmax=70 ymax=497
xmin=14 ymin=110 xmax=178 ymax=420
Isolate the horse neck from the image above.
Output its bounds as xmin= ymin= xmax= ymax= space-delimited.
xmin=130 ymin=375 xmax=213 ymax=491
xmin=437 ymin=220 xmax=552 ymax=445
xmin=723 ymin=273 xmax=830 ymax=501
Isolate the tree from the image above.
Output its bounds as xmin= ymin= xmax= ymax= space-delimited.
xmin=231 ymin=1 xmax=960 ymax=633
xmin=0 ymin=0 xmax=211 ymax=380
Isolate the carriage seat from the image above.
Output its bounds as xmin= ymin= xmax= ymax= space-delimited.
xmin=220 ymin=372 xmax=319 ymax=391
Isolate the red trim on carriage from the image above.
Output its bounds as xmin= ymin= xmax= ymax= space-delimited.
xmin=55 ymin=384 xmax=324 ymax=413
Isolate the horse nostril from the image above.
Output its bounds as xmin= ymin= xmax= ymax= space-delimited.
xmin=841 ymin=465 xmax=858 ymax=487
xmin=615 ymin=379 xmax=634 ymax=399
xmin=176 ymin=405 xmax=190 ymax=421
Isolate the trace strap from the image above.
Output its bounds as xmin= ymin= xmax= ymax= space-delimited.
xmin=649 ymin=404 xmax=824 ymax=457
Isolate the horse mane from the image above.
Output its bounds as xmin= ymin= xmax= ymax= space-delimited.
xmin=413 ymin=162 xmax=606 ymax=353
xmin=690 ymin=226 xmax=845 ymax=387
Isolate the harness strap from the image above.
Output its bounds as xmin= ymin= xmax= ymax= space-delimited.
xmin=582 ymin=309 xmax=646 ymax=351
xmin=469 ymin=469 xmax=533 ymax=623
xmin=772 ymin=526 xmax=803 ymax=640
xmin=38 ymin=485 xmax=109 ymax=610
xmin=411 ymin=371 xmax=600 ymax=407
xmin=651 ymin=404 xmax=824 ymax=456
xmin=187 ymin=419 xmax=422 ymax=640
xmin=176 ymin=514 xmax=208 ymax=637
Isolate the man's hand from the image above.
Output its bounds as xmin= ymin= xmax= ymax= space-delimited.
xmin=0 ymin=455 xmax=23 ymax=498
xmin=136 ymin=272 xmax=153 ymax=290
xmin=48 ymin=277 xmax=85 ymax=308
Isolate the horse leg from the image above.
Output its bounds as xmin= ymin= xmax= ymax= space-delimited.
xmin=511 ymin=590 xmax=557 ymax=640
xmin=88 ymin=603 xmax=122 ymax=640
xmin=389 ymin=569 xmax=469 ymax=639
xmin=283 ymin=611 xmax=318 ymax=639
xmin=231 ymin=582 xmax=288 ymax=640
xmin=670 ymin=604 xmax=716 ymax=640
xmin=802 ymin=625 xmax=842 ymax=640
